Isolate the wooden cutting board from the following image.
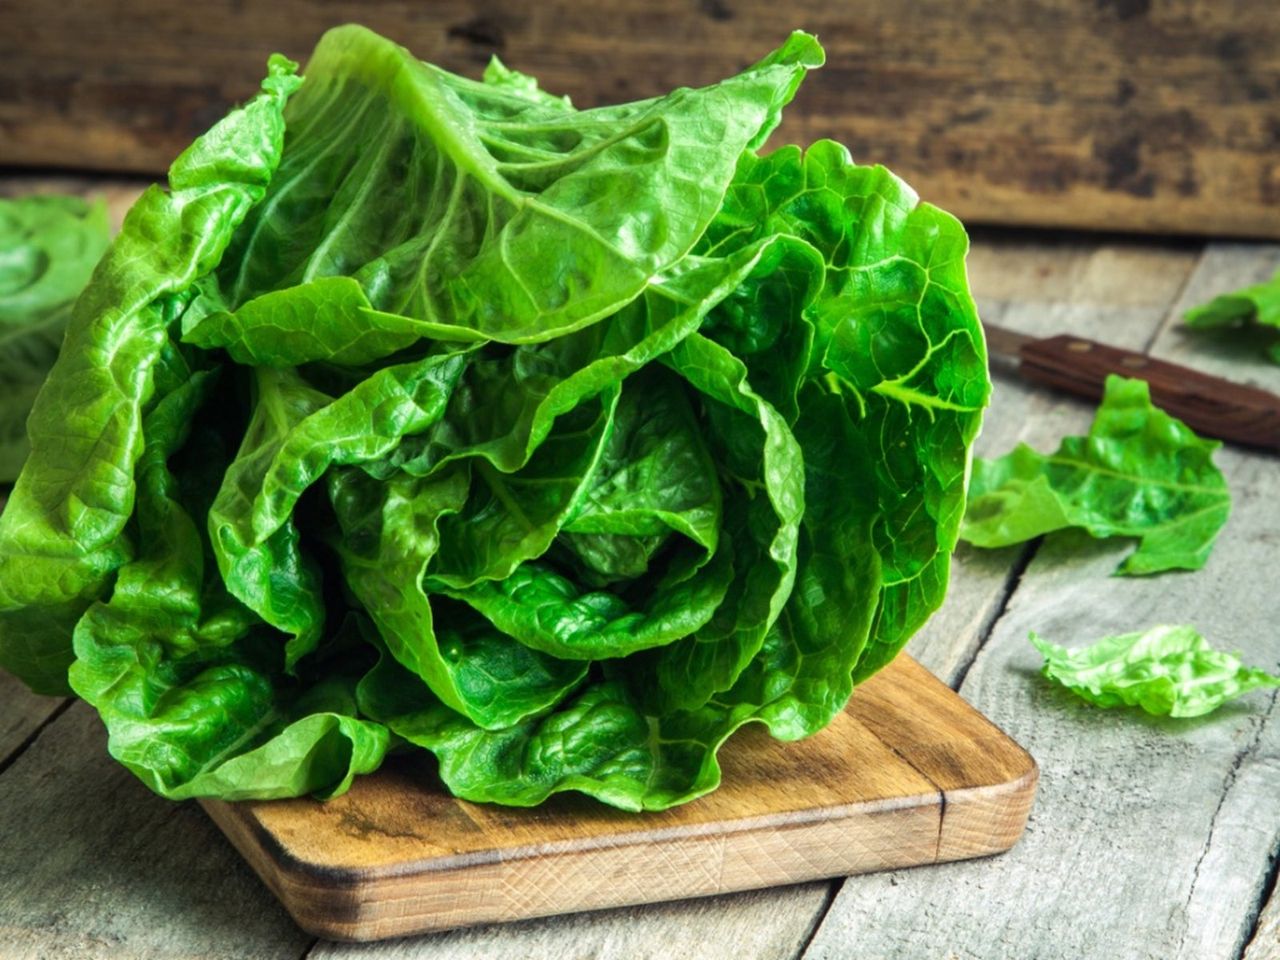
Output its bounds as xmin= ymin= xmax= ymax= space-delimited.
xmin=200 ymin=654 xmax=1036 ymax=943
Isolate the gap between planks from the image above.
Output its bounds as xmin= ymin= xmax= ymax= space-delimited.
xmin=0 ymin=694 xmax=72 ymax=777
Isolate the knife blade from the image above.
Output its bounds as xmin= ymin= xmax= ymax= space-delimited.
xmin=983 ymin=321 xmax=1280 ymax=452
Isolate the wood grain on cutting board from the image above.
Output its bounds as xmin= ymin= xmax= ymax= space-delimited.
xmin=3 ymin=0 xmax=1280 ymax=238
xmin=200 ymin=655 xmax=1036 ymax=942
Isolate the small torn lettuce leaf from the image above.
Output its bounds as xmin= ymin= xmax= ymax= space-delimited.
xmin=1184 ymin=271 xmax=1280 ymax=363
xmin=961 ymin=375 xmax=1230 ymax=575
xmin=1030 ymin=625 xmax=1280 ymax=718
xmin=0 ymin=195 xmax=111 ymax=482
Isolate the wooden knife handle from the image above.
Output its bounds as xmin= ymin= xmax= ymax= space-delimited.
xmin=1018 ymin=334 xmax=1280 ymax=452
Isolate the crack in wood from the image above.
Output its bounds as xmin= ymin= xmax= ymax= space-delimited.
xmin=790 ymin=880 xmax=840 ymax=960
xmin=1183 ymin=685 xmax=1280 ymax=960
xmin=1240 ymin=829 xmax=1280 ymax=960
xmin=951 ymin=541 xmax=1038 ymax=694
xmin=0 ymin=696 xmax=72 ymax=777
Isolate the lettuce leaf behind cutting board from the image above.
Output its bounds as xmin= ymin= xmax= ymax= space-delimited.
xmin=0 ymin=195 xmax=110 ymax=482
xmin=961 ymin=375 xmax=1230 ymax=575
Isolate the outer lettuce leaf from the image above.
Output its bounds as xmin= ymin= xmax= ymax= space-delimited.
xmin=1184 ymin=271 xmax=1280 ymax=363
xmin=962 ymin=376 xmax=1230 ymax=575
xmin=0 ymin=55 xmax=302 ymax=694
xmin=0 ymin=195 xmax=111 ymax=481
xmin=647 ymin=332 xmax=804 ymax=712
xmin=329 ymin=440 xmax=593 ymax=729
xmin=182 ymin=276 xmax=431 ymax=368
xmin=202 ymin=25 xmax=822 ymax=346
xmin=696 ymin=141 xmax=989 ymax=685
xmin=357 ymin=638 xmax=750 ymax=811
xmin=1030 ymin=625 xmax=1280 ymax=718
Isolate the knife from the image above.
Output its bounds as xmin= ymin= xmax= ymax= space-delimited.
xmin=983 ymin=322 xmax=1280 ymax=452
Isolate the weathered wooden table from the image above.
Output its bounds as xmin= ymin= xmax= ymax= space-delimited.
xmin=1 ymin=178 xmax=1277 ymax=960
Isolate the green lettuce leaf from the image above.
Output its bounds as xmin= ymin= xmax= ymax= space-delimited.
xmin=694 ymin=141 xmax=990 ymax=684
xmin=1030 ymin=625 xmax=1280 ymax=718
xmin=200 ymin=25 xmax=821 ymax=346
xmin=1184 ymin=271 xmax=1280 ymax=363
xmin=961 ymin=375 xmax=1230 ymax=575
xmin=0 ymin=195 xmax=111 ymax=482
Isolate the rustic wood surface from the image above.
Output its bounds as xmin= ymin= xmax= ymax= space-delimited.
xmin=0 ymin=176 xmax=1277 ymax=958
xmin=201 ymin=654 xmax=1034 ymax=941
xmin=5 ymin=2 xmax=1280 ymax=238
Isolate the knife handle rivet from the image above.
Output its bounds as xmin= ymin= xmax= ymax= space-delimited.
xmin=1121 ymin=356 xmax=1147 ymax=368
xmin=1067 ymin=340 xmax=1092 ymax=353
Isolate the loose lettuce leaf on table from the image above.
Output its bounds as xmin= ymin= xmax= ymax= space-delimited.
xmin=1030 ymin=625 xmax=1280 ymax=718
xmin=961 ymin=375 xmax=1230 ymax=575
xmin=1184 ymin=271 xmax=1280 ymax=363
xmin=0 ymin=195 xmax=111 ymax=482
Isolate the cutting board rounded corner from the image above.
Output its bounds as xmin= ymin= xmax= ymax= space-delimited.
xmin=201 ymin=797 xmax=386 ymax=940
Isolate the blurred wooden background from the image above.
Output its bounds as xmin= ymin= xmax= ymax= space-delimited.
xmin=3 ymin=0 xmax=1280 ymax=238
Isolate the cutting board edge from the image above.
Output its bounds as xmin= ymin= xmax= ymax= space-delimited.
xmin=200 ymin=653 xmax=1039 ymax=942
xmin=201 ymin=743 xmax=1036 ymax=943
xmin=205 ymin=761 xmax=1035 ymax=943
xmin=939 ymin=754 xmax=1038 ymax=861
xmin=204 ymin=795 xmax=941 ymax=941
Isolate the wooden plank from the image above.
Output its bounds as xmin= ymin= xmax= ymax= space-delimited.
xmin=3 ymin=2 xmax=1280 ymax=238
xmin=802 ymin=245 xmax=1279 ymax=960
xmin=201 ymin=655 xmax=1034 ymax=942
xmin=1143 ymin=251 xmax=1280 ymax=960
xmin=0 ymin=672 xmax=66 ymax=768
xmin=0 ymin=704 xmax=311 ymax=960
xmin=306 ymin=885 xmax=827 ymax=960
xmin=1171 ymin=684 xmax=1280 ymax=960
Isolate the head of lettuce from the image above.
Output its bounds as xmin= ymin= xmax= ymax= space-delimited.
xmin=0 ymin=25 xmax=988 ymax=810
